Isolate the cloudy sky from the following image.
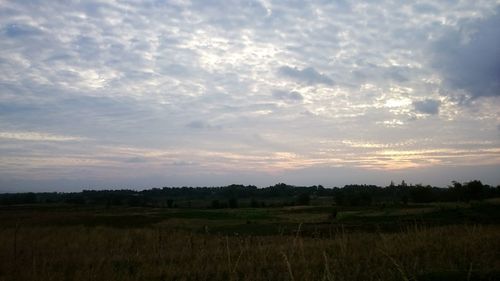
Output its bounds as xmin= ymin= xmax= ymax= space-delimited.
xmin=1 ymin=0 xmax=499 ymax=191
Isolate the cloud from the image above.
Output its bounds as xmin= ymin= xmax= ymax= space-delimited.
xmin=385 ymin=66 xmax=411 ymax=83
xmin=413 ymin=99 xmax=441 ymax=115
xmin=1 ymin=0 xmax=500 ymax=190
xmin=430 ymin=9 xmax=500 ymax=99
xmin=412 ymin=3 xmax=439 ymax=15
xmin=186 ymin=120 xmax=220 ymax=130
xmin=272 ymin=90 xmax=303 ymax=102
xmin=172 ymin=160 xmax=197 ymax=166
xmin=0 ymin=131 xmax=86 ymax=142
xmin=278 ymin=66 xmax=334 ymax=85
xmin=186 ymin=121 xmax=207 ymax=129
xmin=3 ymin=23 xmax=42 ymax=37
xmin=125 ymin=157 xmax=148 ymax=163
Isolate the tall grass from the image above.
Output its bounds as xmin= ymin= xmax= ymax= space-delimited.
xmin=0 ymin=224 xmax=498 ymax=281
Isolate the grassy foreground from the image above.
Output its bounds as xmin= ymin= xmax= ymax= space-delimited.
xmin=0 ymin=203 xmax=499 ymax=280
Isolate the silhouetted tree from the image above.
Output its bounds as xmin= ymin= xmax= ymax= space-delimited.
xmin=465 ymin=180 xmax=484 ymax=201
xmin=401 ymin=195 xmax=409 ymax=205
xmin=250 ymin=198 xmax=259 ymax=208
xmin=1 ymin=180 xmax=498 ymax=207
xmin=211 ymin=200 xmax=221 ymax=209
xmin=334 ymin=190 xmax=345 ymax=205
xmin=166 ymin=199 xmax=174 ymax=208
xmin=296 ymin=193 xmax=310 ymax=205
xmin=228 ymin=198 xmax=238 ymax=208
xmin=328 ymin=208 xmax=338 ymax=221
xmin=410 ymin=186 xmax=434 ymax=203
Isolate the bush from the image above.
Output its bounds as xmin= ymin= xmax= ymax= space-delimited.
xmin=296 ymin=193 xmax=310 ymax=205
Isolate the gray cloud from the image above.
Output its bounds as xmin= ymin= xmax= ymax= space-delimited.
xmin=186 ymin=121 xmax=208 ymax=129
xmin=385 ymin=66 xmax=411 ymax=83
xmin=431 ymin=9 xmax=500 ymax=99
xmin=412 ymin=3 xmax=439 ymax=15
xmin=278 ymin=66 xmax=334 ymax=85
xmin=413 ymin=99 xmax=441 ymax=115
xmin=272 ymin=90 xmax=303 ymax=102
xmin=125 ymin=157 xmax=148 ymax=163
xmin=186 ymin=120 xmax=221 ymax=130
xmin=3 ymin=23 xmax=42 ymax=37
xmin=172 ymin=160 xmax=197 ymax=167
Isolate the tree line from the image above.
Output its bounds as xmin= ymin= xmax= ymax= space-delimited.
xmin=1 ymin=180 xmax=499 ymax=207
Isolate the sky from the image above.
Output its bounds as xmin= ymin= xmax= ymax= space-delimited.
xmin=1 ymin=0 xmax=500 ymax=192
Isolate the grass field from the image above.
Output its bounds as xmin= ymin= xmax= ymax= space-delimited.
xmin=0 ymin=201 xmax=499 ymax=280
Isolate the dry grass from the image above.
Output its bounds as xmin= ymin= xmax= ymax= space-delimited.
xmin=0 ymin=224 xmax=498 ymax=281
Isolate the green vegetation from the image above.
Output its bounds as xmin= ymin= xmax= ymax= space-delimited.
xmin=0 ymin=182 xmax=499 ymax=280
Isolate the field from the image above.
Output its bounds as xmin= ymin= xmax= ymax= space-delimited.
xmin=0 ymin=200 xmax=499 ymax=281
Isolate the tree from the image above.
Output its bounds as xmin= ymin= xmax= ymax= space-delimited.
xmin=250 ymin=198 xmax=259 ymax=208
xmin=166 ymin=199 xmax=174 ymax=208
xmin=211 ymin=200 xmax=221 ymax=209
xmin=228 ymin=198 xmax=238 ymax=208
xmin=410 ymin=186 xmax=434 ymax=203
xmin=334 ymin=190 xmax=344 ymax=205
xmin=296 ymin=193 xmax=310 ymax=205
xmin=465 ymin=180 xmax=484 ymax=201
xmin=328 ymin=208 xmax=338 ymax=221
xmin=450 ymin=181 xmax=466 ymax=201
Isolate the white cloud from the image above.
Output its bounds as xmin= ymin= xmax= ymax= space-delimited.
xmin=0 ymin=131 xmax=86 ymax=142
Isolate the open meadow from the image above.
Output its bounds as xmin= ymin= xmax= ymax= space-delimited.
xmin=1 ymin=199 xmax=499 ymax=281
